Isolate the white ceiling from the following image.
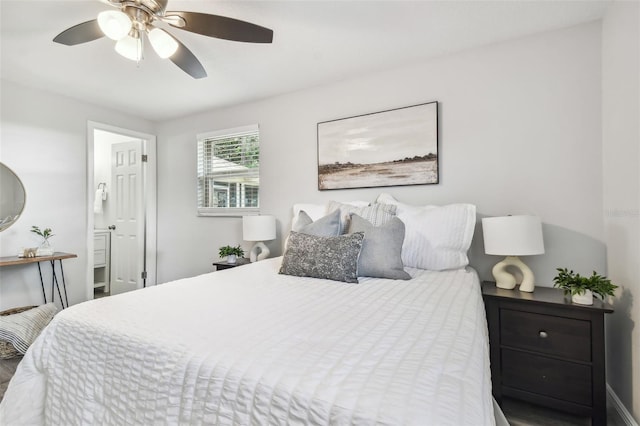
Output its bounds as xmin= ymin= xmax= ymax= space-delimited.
xmin=1 ymin=0 xmax=609 ymax=121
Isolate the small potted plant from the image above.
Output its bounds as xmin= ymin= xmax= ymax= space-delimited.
xmin=31 ymin=225 xmax=55 ymax=256
xmin=553 ymin=267 xmax=618 ymax=305
xmin=218 ymin=245 xmax=244 ymax=264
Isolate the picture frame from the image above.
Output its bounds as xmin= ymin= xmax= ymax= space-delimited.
xmin=317 ymin=101 xmax=438 ymax=190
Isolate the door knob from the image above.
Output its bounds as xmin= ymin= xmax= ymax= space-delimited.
xmin=108 ymin=225 xmax=116 ymax=230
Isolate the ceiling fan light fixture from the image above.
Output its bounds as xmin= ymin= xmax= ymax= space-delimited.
xmin=97 ymin=10 xmax=132 ymax=40
xmin=148 ymin=28 xmax=178 ymax=58
xmin=115 ymin=35 xmax=142 ymax=61
xmin=54 ymin=2 xmax=273 ymax=78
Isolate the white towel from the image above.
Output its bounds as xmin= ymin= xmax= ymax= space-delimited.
xmin=94 ymin=189 xmax=103 ymax=214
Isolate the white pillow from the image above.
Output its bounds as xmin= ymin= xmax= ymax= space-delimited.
xmin=376 ymin=193 xmax=476 ymax=270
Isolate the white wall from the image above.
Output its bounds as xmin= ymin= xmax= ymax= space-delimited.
xmin=602 ymin=1 xmax=640 ymax=422
xmin=0 ymin=80 xmax=154 ymax=310
xmin=155 ymin=21 xmax=604 ymax=286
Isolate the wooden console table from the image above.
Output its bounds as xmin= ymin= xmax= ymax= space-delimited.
xmin=0 ymin=252 xmax=77 ymax=309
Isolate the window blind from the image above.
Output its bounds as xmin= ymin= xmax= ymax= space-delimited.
xmin=197 ymin=124 xmax=260 ymax=216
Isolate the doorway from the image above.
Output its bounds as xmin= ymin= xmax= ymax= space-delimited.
xmin=86 ymin=122 xmax=157 ymax=301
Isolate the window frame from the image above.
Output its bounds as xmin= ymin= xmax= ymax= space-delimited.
xmin=196 ymin=124 xmax=260 ymax=217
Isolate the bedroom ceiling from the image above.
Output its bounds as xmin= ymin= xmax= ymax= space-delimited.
xmin=0 ymin=0 xmax=609 ymax=122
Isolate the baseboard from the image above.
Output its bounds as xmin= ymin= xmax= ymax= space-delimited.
xmin=607 ymin=384 xmax=639 ymax=426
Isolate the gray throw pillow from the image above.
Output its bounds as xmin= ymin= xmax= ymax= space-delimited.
xmin=279 ymin=231 xmax=364 ymax=283
xmin=348 ymin=214 xmax=411 ymax=280
xmin=292 ymin=209 xmax=341 ymax=237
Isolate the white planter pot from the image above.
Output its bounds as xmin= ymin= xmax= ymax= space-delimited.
xmin=227 ymin=254 xmax=237 ymax=264
xmin=571 ymin=290 xmax=593 ymax=305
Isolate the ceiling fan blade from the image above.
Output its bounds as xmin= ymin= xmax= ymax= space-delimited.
xmin=53 ymin=20 xmax=104 ymax=46
xmin=165 ymin=11 xmax=273 ymax=43
xmin=169 ymin=38 xmax=207 ymax=79
xmin=98 ymin=0 xmax=122 ymax=7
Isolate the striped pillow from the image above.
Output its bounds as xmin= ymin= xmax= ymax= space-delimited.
xmin=327 ymin=201 xmax=397 ymax=233
xmin=0 ymin=303 xmax=57 ymax=354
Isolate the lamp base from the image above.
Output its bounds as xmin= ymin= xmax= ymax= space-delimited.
xmin=249 ymin=241 xmax=270 ymax=262
xmin=492 ymin=256 xmax=536 ymax=292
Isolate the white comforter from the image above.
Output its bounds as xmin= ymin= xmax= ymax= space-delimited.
xmin=0 ymin=258 xmax=494 ymax=425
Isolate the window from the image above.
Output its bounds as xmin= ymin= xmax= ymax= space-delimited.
xmin=197 ymin=124 xmax=260 ymax=216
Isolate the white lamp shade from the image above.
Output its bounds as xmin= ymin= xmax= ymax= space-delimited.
xmin=115 ymin=35 xmax=142 ymax=61
xmin=482 ymin=215 xmax=544 ymax=256
xmin=243 ymin=215 xmax=276 ymax=241
xmin=148 ymin=28 xmax=178 ymax=58
xmin=97 ymin=10 xmax=132 ymax=41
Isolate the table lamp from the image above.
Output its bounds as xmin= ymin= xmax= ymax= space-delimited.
xmin=482 ymin=215 xmax=544 ymax=292
xmin=243 ymin=215 xmax=276 ymax=262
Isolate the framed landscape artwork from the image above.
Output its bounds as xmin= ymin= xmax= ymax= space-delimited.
xmin=317 ymin=101 xmax=439 ymax=190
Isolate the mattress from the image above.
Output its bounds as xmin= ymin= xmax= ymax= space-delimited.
xmin=0 ymin=257 xmax=495 ymax=425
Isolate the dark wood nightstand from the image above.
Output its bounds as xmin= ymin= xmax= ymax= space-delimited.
xmin=212 ymin=258 xmax=250 ymax=271
xmin=482 ymin=282 xmax=613 ymax=426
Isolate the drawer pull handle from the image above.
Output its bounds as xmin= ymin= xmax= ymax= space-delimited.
xmin=539 ymin=331 xmax=548 ymax=338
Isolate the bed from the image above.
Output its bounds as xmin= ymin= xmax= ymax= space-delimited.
xmin=0 ymin=197 xmax=500 ymax=425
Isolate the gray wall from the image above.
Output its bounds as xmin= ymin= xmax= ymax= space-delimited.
xmin=0 ymin=81 xmax=154 ymax=310
xmin=602 ymin=1 xmax=640 ymax=422
xmin=155 ymin=21 xmax=605 ymax=286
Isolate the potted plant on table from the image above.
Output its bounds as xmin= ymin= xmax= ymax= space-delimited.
xmin=553 ymin=267 xmax=618 ymax=305
xmin=31 ymin=225 xmax=55 ymax=256
xmin=218 ymin=245 xmax=244 ymax=264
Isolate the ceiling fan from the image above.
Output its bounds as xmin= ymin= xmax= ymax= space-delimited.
xmin=53 ymin=0 xmax=273 ymax=79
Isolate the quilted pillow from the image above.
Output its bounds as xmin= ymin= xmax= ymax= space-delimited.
xmin=279 ymin=231 xmax=364 ymax=283
xmin=327 ymin=201 xmax=397 ymax=233
xmin=376 ymin=193 xmax=476 ymax=270
xmin=0 ymin=303 xmax=57 ymax=354
xmin=348 ymin=214 xmax=410 ymax=280
xmin=292 ymin=209 xmax=341 ymax=237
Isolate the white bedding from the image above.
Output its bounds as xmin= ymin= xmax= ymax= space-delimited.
xmin=0 ymin=257 xmax=494 ymax=425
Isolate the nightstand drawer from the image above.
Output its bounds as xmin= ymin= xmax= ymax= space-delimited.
xmin=500 ymin=309 xmax=591 ymax=362
xmin=502 ymin=349 xmax=592 ymax=406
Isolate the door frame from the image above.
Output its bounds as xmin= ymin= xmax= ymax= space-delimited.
xmin=86 ymin=121 xmax=157 ymax=301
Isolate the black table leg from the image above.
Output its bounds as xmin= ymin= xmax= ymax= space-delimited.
xmin=49 ymin=260 xmax=65 ymax=309
xmin=36 ymin=262 xmax=47 ymax=304
xmin=58 ymin=260 xmax=70 ymax=308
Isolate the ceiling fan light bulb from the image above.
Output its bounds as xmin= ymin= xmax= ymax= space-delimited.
xmin=97 ymin=10 xmax=132 ymax=41
xmin=115 ymin=36 xmax=142 ymax=61
xmin=148 ymin=28 xmax=178 ymax=58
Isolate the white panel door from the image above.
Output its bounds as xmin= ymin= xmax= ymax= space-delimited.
xmin=110 ymin=140 xmax=144 ymax=295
